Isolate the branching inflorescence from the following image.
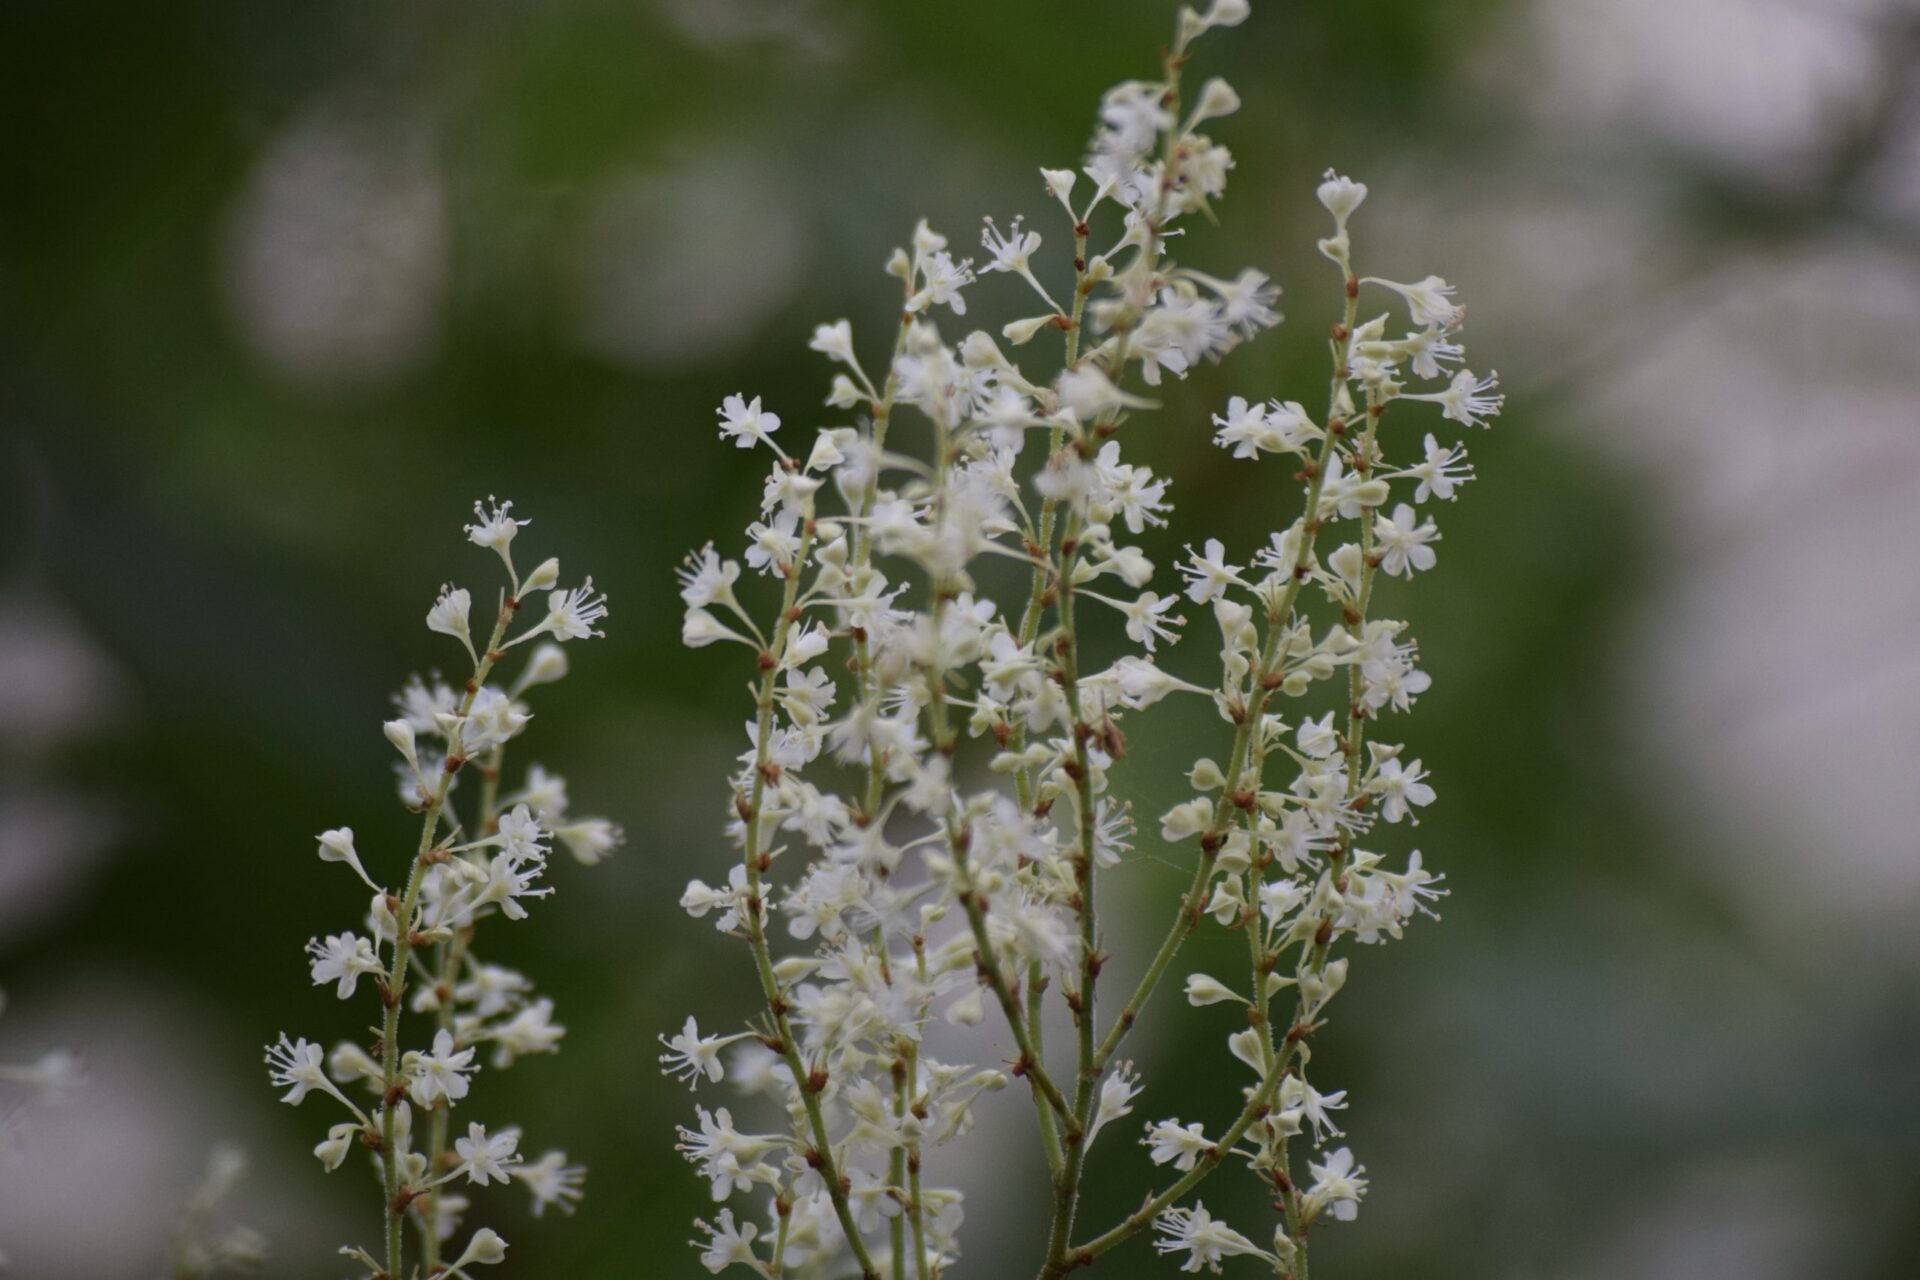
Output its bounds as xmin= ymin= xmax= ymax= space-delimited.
xmin=671 ymin=2 xmax=1499 ymax=1277
xmin=268 ymin=503 xmax=619 ymax=1279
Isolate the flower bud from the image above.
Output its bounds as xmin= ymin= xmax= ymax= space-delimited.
xmin=520 ymin=557 xmax=561 ymax=595
xmin=1001 ymin=315 xmax=1053 ymax=346
xmin=1184 ymin=973 xmax=1243 ymax=1006
xmin=1190 ymin=78 xmax=1242 ymax=126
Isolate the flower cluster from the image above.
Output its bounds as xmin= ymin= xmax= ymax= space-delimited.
xmin=670 ymin=2 xmax=1498 ymax=1276
xmin=268 ymin=501 xmax=616 ymax=1279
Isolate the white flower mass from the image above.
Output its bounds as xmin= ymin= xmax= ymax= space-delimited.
xmin=663 ymin=2 xmax=1500 ymax=1277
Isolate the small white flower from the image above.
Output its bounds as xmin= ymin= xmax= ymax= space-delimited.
xmin=715 ymin=393 xmax=781 ymax=450
xmin=315 ymin=827 xmax=381 ymax=893
xmin=1144 ymin=1119 xmax=1211 ymax=1171
xmin=313 ymin=1121 xmax=360 ymax=1171
xmin=1405 ymin=433 xmax=1473 ymax=502
xmin=1373 ymin=503 xmax=1439 ymax=578
xmin=1364 ymin=273 xmax=1462 ymax=329
xmin=514 ymin=1150 xmax=586 ymax=1216
xmin=1316 ymin=169 xmax=1368 ymax=227
xmin=1152 ymin=1202 xmax=1270 ymax=1274
xmin=306 ymin=932 xmax=382 ymax=999
xmin=427 ymin=586 xmax=477 ymax=664
xmin=692 ymin=1208 xmax=758 ymax=1273
xmin=1304 ymin=1146 xmax=1369 ymax=1222
xmin=1374 ymin=756 xmax=1436 ymax=824
xmin=1178 ymin=538 xmax=1244 ymax=604
xmin=407 ymin=1029 xmax=477 ymax=1108
xmin=454 ymin=1121 xmax=522 ymax=1185
xmin=464 ymin=496 xmax=529 ymax=587
xmin=265 ymin=1034 xmax=345 ymax=1108
xmin=659 ymin=1016 xmax=747 ymax=1089
xmin=1086 ymin=1062 xmax=1141 ymax=1146
xmin=543 ymin=579 xmax=609 ymax=641
xmin=554 ymin=817 xmax=623 ymax=865
xmin=807 ymin=320 xmax=856 ymax=366
xmin=1404 ymin=367 xmax=1504 ymax=428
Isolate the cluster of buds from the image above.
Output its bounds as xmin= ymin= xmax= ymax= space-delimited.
xmin=672 ymin=2 xmax=1500 ymax=1276
xmin=267 ymin=501 xmax=618 ymax=1279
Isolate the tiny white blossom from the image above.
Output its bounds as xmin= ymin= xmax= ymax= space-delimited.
xmin=514 ymin=1150 xmax=587 ymax=1216
xmin=306 ymin=932 xmax=382 ymax=1000
xmin=454 ymin=1121 xmax=522 ymax=1186
xmin=465 ymin=497 xmax=529 ymax=586
xmin=659 ymin=1016 xmax=747 ymax=1089
xmin=315 ymin=827 xmax=381 ymax=893
xmin=1152 ymin=1202 xmax=1269 ymax=1274
xmin=716 ymin=393 xmax=781 ymax=450
xmin=1373 ymin=503 xmax=1438 ymax=578
xmin=427 ymin=586 xmax=476 ymax=663
xmin=408 ymin=1029 xmax=478 ymax=1108
xmin=1364 ymin=274 xmax=1462 ymax=329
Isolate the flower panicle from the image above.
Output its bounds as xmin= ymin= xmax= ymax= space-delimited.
xmin=269 ymin=501 xmax=617 ymax=1277
xmin=670 ymin=3 xmax=1496 ymax=1277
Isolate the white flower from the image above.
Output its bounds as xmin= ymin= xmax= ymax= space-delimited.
xmin=980 ymin=216 xmax=1060 ymax=312
xmin=408 ymin=1029 xmax=477 ymax=1108
xmin=1113 ymin=591 xmax=1183 ymax=651
xmin=315 ymin=827 xmax=382 ymax=893
xmin=1316 ymin=169 xmax=1367 ymax=227
xmin=1304 ymin=1146 xmax=1369 ymax=1222
xmin=1178 ymin=539 xmax=1244 ymax=604
xmin=464 ymin=496 xmax=529 ymax=585
xmin=1296 ymin=712 xmax=1339 ymax=759
xmin=678 ymin=544 xmax=740 ymax=607
xmin=808 ymin=320 xmax=856 ymax=367
xmin=554 ymin=817 xmax=622 ymax=865
xmin=1086 ymin=1062 xmax=1141 ymax=1146
xmin=692 ymin=1208 xmax=758 ymax=1273
xmin=1364 ymin=274 xmax=1462 ymax=329
xmin=1040 ymin=166 xmax=1077 ymax=215
xmin=1404 ymin=367 xmax=1504 ymax=428
xmin=427 ymin=586 xmax=476 ymax=663
xmin=716 ymin=393 xmax=781 ymax=450
xmin=1405 ymin=433 xmax=1473 ymax=502
xmin=313 ymin=1121 xmax=359 ymax=1171
xmin=1374 ymin=756 xmax=1435 ymax=824
xmin=490 ymin=996 xmax=566 ymax=1067
xmin=1373 ymin=503 xmax=1438 ymax=578
xmin=1152 ymin=1202 xmax=1269 ymax=1273
xmin=513 ymin=1150 xmax=586 ymax=1216
xmin=454 ymin=1121 xmax=522 ymax=1185
xmin=305 ymin=932 xmax=382 ymax=999
xmin=744 ymin=510 xmax=802 ymax=575
xmin=1144 ymin=1119 xmax=1211 ymax=1171
xmin=540 ymin=579 xmax=609 ymax=642
xmin=658 ymin=1016 xmax=747 ymax=1089
xmin=265 ymin=1034 xmax=349 ymax=1108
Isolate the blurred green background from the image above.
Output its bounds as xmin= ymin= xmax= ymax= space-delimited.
xmin=4 ymin=0 xmax=1919 ymax=1276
